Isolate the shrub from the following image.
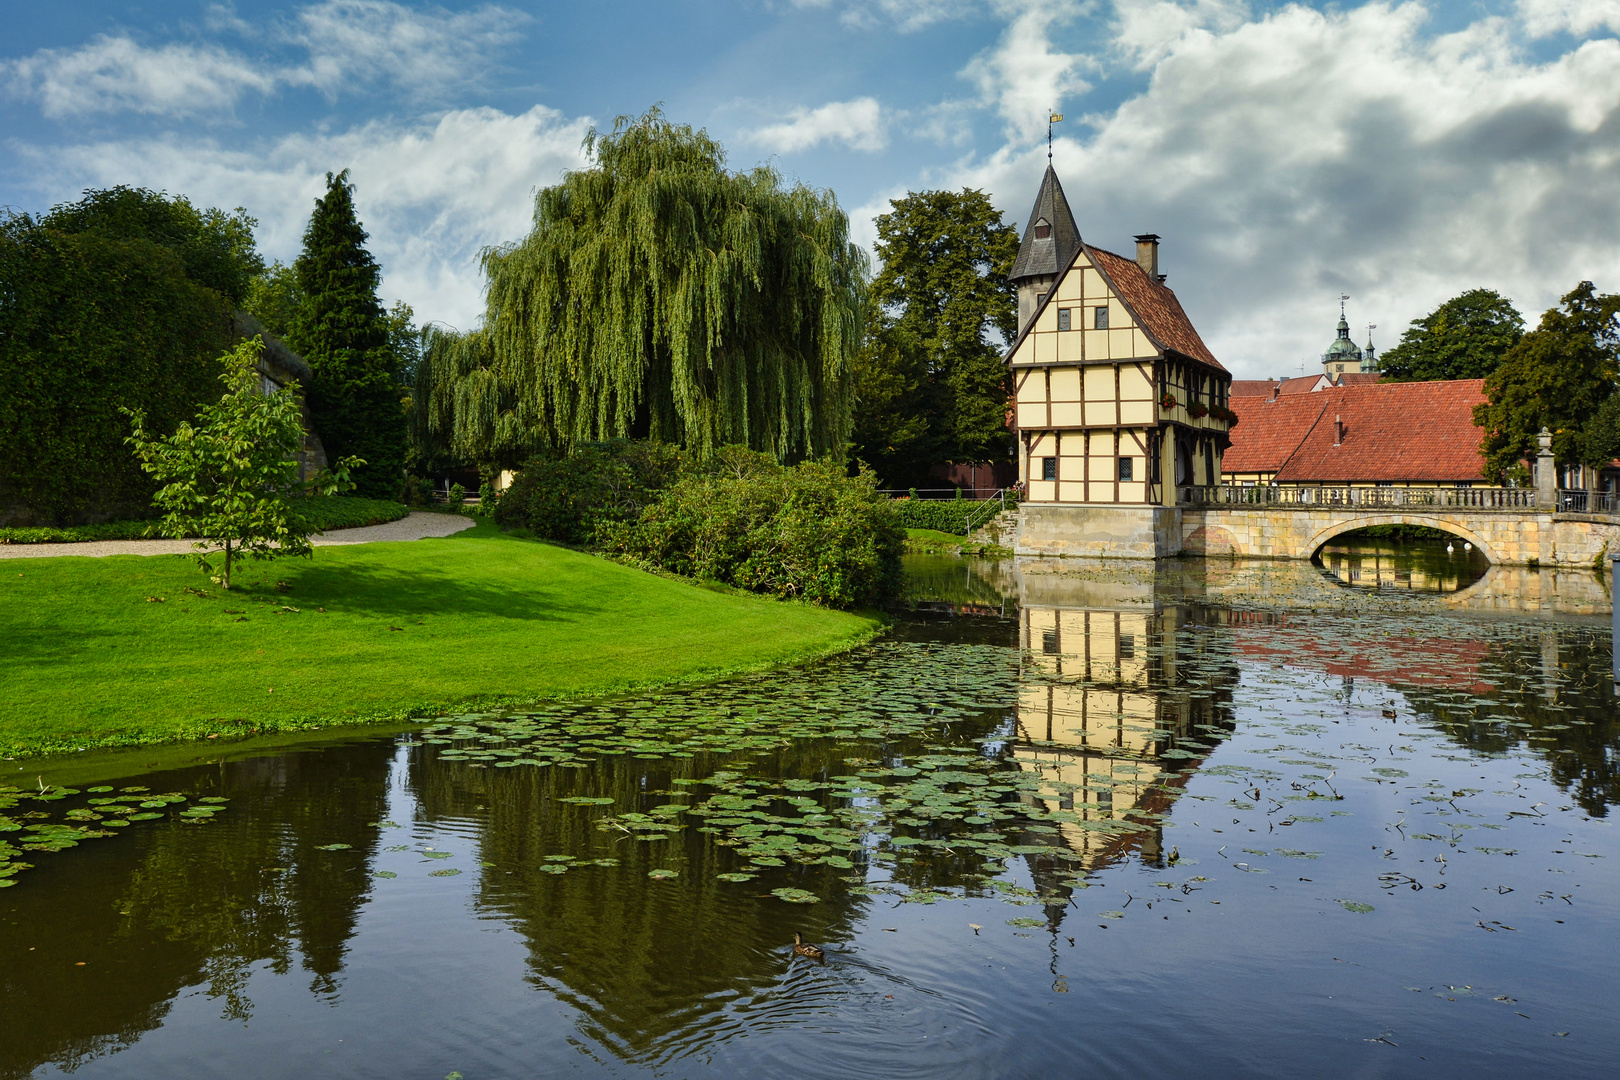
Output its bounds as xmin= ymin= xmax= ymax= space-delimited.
xmin=403 ymin=475 xmax=434 ymax=507
xmin=447 ymin=482 xmax=466 ymax=509
xmin=611 ymin=454 xmax=903 ymax=608
xmin=890 ymin=496 xmax=1015 ymax=536
xmin=476 ymin=481 xmax=497 ymax=517
xmin=494 ymin=440 xmax=683 ymax=545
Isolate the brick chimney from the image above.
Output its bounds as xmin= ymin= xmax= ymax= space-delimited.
xmin=1334 ymin=415 xmax=1345 ymax=446
xmin=1134 ymin=234 xmax=1160 ymax=279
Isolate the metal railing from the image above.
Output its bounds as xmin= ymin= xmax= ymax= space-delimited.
xmin=1555 ymin=489 xmax=1619 ymax=515
xmin=1180 ymin=485 xmax=1540 ymax=510
xmin=963 ymin=488 xmax=1018 ymax=535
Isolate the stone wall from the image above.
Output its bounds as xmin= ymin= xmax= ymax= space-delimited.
xmin=1016 ymin=504 xmax=1183 ymax=559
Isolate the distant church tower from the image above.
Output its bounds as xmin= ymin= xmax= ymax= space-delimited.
xmin=1321 ymin=298 xmax=1365 ymax=379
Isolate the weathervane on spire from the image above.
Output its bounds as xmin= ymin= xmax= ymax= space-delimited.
xmin=1339 ymin=293 xmax=1350 ymax=317
xmin=1048 ymin=110 xmax=1063 ymax=161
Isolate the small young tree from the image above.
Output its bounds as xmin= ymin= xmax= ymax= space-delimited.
xmin=124 ymin=337 xmax=359 ymax=589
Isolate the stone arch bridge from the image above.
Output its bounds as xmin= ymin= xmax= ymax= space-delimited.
xmin=1179 ymin=488 xmax=1619 ymax=567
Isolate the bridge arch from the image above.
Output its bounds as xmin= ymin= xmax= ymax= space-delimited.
xmin=1304 ymin=514 xmax=1498 ymax=564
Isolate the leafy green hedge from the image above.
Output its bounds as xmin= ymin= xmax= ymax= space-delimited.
xmin=0 ymin=497 xmax=406 ymax=544
xmin=1 ymin=189 xmax=264 ymax=526
xmin=890 ymin=496 xmax=1014 ymax=536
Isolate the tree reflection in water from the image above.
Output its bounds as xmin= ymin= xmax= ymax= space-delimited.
xmin=0 ymin=552 xmax=1615 ymax=1079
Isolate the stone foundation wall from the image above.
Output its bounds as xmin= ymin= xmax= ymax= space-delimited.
xmin=1015 ymin=504 xmax=1182 ymax=560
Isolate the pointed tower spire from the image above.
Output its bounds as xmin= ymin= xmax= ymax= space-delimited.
xmin=1008 ymin=164 xmax=1083 ymax=335
xmin=1009 ymin=164 xmax=1081 ymax=285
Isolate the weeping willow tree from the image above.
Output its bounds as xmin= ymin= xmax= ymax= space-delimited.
xmin=417 ymin=109 xmax=868 ymax=467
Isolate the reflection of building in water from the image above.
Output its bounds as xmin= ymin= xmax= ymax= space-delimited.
xmin=1316 ymin=545 xmax=1483 ymax=593
xmin=1012 ymin=588 xmax=1236 ymax=869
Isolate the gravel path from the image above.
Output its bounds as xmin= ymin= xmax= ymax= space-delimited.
xmin=0 ymin=511 xmax=477 ymax=560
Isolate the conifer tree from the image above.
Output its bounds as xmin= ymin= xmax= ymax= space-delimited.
xmin=289 ymin=170 xmax=406 ymax=499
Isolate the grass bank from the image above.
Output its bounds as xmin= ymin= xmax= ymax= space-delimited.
xmin=0 ymin=520 xmax=882 ymax=759
xmin=903 ymin=528 xmax=1012 ymax=557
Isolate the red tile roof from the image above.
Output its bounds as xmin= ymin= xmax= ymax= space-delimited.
xmin=1088 ymin=246 xmax=1226 ymax=372
xmin=1225 ymin=379 xmax=1488 ymax=482
xmin=1278 ymin=376 xmax=1326 ymax=395
xmin=1223 ymin=394 xmax=1332 ymax=474
xmin=1334 ymin=372 xmax=1382 ymax=387
xmin=1230 ymin=379 xmax=1278 ymax=397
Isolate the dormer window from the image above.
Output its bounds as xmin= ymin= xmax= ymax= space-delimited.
xmin=1033 ymin=219 xmax=1051 ymax=239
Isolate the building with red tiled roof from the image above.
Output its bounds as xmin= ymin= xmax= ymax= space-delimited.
xmin=1223 ymin=379 xmax=1488 ymax=486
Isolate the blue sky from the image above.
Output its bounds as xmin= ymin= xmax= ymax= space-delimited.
xmin=5 ymin=1 xmax=1620 ymax=378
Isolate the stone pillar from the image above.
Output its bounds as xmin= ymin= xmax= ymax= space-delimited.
xmin=1536 ymin=428 xmax=1557 ymax=510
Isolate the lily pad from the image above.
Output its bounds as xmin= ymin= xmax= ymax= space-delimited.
xmin=770 ymin=887 xmax=820 ymax=904
xmin=648 ymin=868 xmax=679 ymax=880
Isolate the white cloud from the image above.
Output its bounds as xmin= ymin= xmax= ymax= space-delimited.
xmin=791 ymin=0 xmax=985 ymax=32
xmin=749 ymin=97 xmax=889 ymax=153
xmin=283 ymin=1 xmax=527 ymax=101
xmin=943 ymin=1 xmax=1620 ymax=378
xmin=1517 ymin=0 xmax=1620 ymax=39
xmin=1111 ymin=0 xmax=1251 ymax=67
xmin=2 ymin=35 xmax=276 ymax=118
xmin=15 ymin=105 xmax=592 ymax=329
xmin=963 ymin=1 xmax=1096 ymax=141
xmin=1 ymin=1 xmax=525 ymax=118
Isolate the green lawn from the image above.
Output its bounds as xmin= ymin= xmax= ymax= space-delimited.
xmin=0 ymin=520 xmax=881 ymax=758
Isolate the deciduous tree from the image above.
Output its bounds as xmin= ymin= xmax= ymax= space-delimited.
xmin=417 ymin=108 xmax=867 ymax=468
xmin=124 ymin=337 xmax=358 ymax=589
xmin=1475 ymin=282 xmax=1620 ymax=482
xmin=852 ymin=188 xmax=1018 ymax=487
xmin=1379 ymin=288 xmax=1523 ymax=382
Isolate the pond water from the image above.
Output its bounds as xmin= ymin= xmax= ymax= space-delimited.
xmin=1314 ymin=536 xmax=1491 ymax=594
xmin=2 ymin=546 xmax=1617 ymax=1079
